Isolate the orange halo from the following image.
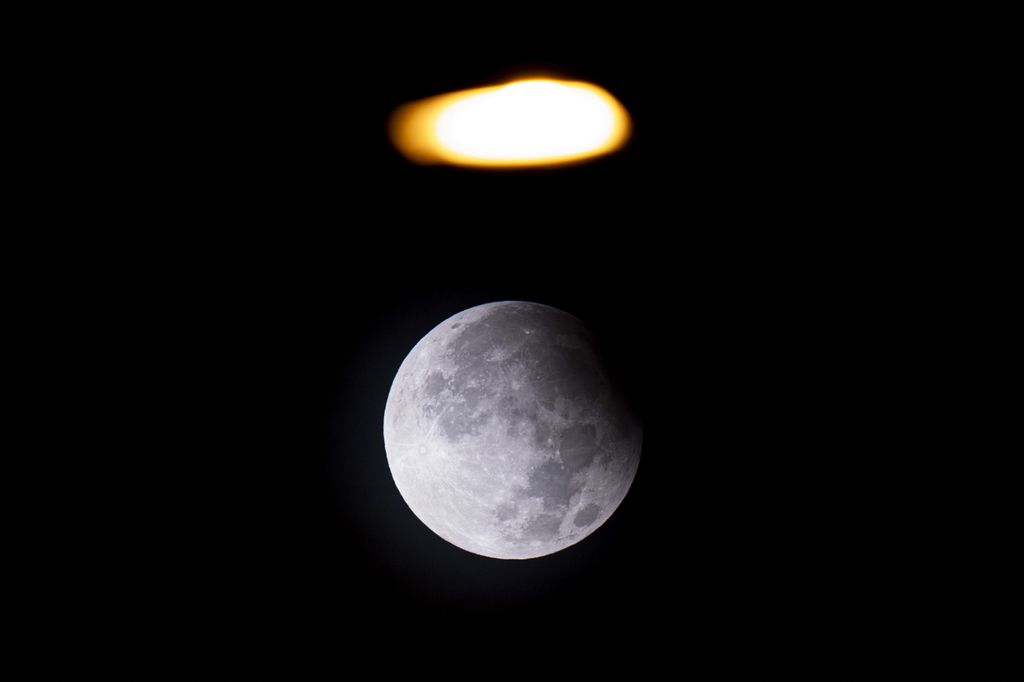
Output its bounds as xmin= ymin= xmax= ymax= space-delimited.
xmin=388 ymin=78 xmax=632 ymax=169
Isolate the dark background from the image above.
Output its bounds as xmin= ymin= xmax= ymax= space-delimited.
xmin=26 ymin=6 xmax=1008 ymax=678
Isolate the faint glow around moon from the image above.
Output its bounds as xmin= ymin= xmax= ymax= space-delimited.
xmin=388 ymin=78 xmax=631 ymax=168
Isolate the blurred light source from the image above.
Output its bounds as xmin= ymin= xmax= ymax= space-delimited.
xmin=389 ymin=78 xmax=631 ymax=169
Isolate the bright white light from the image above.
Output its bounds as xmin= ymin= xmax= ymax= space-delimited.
xmin=388 ymin=77 xmax=631 ymax=168
xmin=434 ymin=81 xmax=617 ymax=161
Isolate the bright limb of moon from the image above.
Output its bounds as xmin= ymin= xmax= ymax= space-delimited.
xmin=388 ymin=78 xmax=631 ymax=168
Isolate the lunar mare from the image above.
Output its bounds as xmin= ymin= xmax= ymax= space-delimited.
xmin=383 ymin=301 xmax=642 ymax=559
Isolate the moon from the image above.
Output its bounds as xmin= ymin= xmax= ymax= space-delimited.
xmin=383 ymin=301 xmax=642 ymax=559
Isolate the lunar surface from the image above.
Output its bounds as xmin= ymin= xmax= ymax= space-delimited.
xmin=383 ymin=301 xmax=642 ymax=559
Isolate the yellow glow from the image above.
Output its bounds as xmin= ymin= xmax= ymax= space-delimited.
xmin=388 ymin=78 xmax=632 ymax=168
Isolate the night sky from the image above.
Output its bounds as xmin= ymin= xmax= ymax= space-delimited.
xmin=32 ymin=6 xmax=1004 ymax=678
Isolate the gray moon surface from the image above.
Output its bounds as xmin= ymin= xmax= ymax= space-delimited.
xmin=383 ymin=301 xmax=642 ymax=559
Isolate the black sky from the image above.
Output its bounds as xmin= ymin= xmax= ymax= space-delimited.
xmin=27 ymin=5 xmax=1007 ymax=678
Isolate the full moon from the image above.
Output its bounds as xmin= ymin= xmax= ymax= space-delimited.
xmin=383 ymin=301 xmax=642 ymax=559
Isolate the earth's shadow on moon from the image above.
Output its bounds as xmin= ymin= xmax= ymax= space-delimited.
xmin=329 ymin=294 xmax=641 ymax=602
